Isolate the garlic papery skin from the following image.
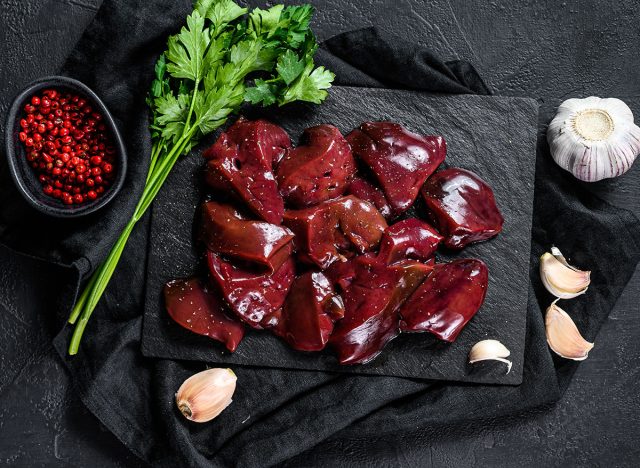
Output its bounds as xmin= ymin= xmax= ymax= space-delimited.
xmin=545 ymin=301 xmax=594 ymax=361
xmin=468 ymin=339 xmax=512 ymax=374
xmin=547 ymin=96 xmax=640 ymax=182
xmin=175 ymin=368 xmax=237 ymax=423
xmin=539 ymin=247 xmax=590 ymax=299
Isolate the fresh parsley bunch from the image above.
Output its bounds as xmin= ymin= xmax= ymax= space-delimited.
xmin=67 ymin=0 xmax=334 ymax=354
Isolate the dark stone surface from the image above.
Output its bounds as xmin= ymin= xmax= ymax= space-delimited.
xmin=0 ymin=0 xmax=639 ymax=466
xmin=142 ymin=89 xmax=537 ymax=384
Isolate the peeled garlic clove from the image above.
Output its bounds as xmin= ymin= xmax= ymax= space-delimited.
xmin=539 ymin=247 xmax=590 ymax=299
xmin=547 ymin=96 xmax=640 ymax=182
xmin=468 ymin=339 xmax=512 ymax=374
xmin=545 ymin=301 xmax=594 ymax=361
xmin=175 ymin=368 xmax=237 ymax=423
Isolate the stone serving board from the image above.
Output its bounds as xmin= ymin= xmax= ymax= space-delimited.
xmin=141 ymin=86 xmax=538 ymax=385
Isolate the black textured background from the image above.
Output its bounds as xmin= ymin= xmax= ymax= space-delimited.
xmin=1 ymin=0 xmax=639 ymax=466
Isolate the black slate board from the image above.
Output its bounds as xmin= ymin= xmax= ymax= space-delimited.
xmin=141 ymin=87 xmax=538 ymax=385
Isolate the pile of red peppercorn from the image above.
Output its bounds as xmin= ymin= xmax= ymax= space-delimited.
xmin=18 ymin=89 xmax=117 ymax=205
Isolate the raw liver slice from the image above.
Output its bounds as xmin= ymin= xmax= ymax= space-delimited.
xmin=206 ymin=251 xmax=295 ymax=329
xmin=277 ymin=125 xmax=356 ymax=208
xmin=329 ymin=254 xmax=433 ymax=364
xmin=164 ymin=278 xmax=245 ymax=352
xmin=275 ymin=271 xmax=345 ymax=352
xmin=377 ymin=218 xmax=443 ymax=264
xmin=399 ymin=259 xmax=489 ymax=341
xmin=204 ymin=118 xmax=290 ymax=224
xmin=421 ymin=167 xmax=504 ymax=249
xmin=347 ymin=121 xmax=446 ymax=216
xmin=283 ymin=195 xmax=387 ymax=269
xmin=200 ymin=200 xmax=294 ymax=272
xmin=346 ymin=176 xmax=393 ymax=220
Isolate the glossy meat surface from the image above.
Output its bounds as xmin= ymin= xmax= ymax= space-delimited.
xmin=399 ymin=259 xmax=489 ymax=341
xmin=182 ymin=118 xmax=504 ymax=364
xmin=200 ymin=200 xmax=294 ymax=272
xmin=277 ymin=125 xmax=356 ymax=207
xmin=330 ymin=255 xmax=433 ymax=364
xmin=346 ymin=176 xmax=393 ymax=220
xmin=164 ymin=278 xmax=245 ymax=352
xmin=347 ymin=121 xmax=446 ymax=215
xmin=324 ymin=257 xmax=358 ymax=293
xmin=283 ymin=195 xmax=387 ymax=269
xmin=275 ymin=272 xmax=345 ymax=351
xmin=206 ymin=251 xmax=295 ymax=329
xmin=421 ymin=168 xmax=504 ymax=249
xmin=377 ymin=218 xmax=442 ymax=264
xmin=204 ymin=118 xmax=290 ymax=223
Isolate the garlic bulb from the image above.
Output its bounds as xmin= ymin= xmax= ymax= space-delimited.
xmin=545 ymin=301 xmax=594 ymax=361
xmin=539 ymin=247 xmax=590 ymax=299
xmin=468 ymin=339 xmax=512 ymax=374
xmin=175 ymin=368 xmax=237 ymax=423
xmin=547 ymin=96 xmax=640 ymax=182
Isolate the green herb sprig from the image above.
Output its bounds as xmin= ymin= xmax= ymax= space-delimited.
xmin=67 ymin=0 xmax=334 ymax=354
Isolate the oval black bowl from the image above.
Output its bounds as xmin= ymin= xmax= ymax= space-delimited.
xmin=4 ymin=76 xmax=127 ymax=218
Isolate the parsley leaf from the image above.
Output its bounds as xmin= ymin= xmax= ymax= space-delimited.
xmin=195 ymin=84 xmax=244 ymax=133
xmin=154 ymin=93 xmax=190 ymax=144
xmin=229 ymin=39 xmax=262 ymax=74
xmin=276 ymin=49 xmax=305 ymax=85
xmin=165 ymin=11 xmax=209 ymax=81
xmin=244 ymin=79 xmax=278 ymax=106
xmin=281 ymin=62 xmax=335 ymax=105
xmin=279 ymin=5 xmax=314 ymax=47
xmin=149 ymin=54 xmax=168 ymax=99
xmin=201 ymin=0 xmax=247 ymax=35
xmin=202 ymin=33 xmax=228 ymax=71
xmin=155 ymin=93 xmax=190 ymax=124
xmin=247 ymin=5 xmax=284 ymax=37
xmin=151 ymin=0 xmax=334 ymax=151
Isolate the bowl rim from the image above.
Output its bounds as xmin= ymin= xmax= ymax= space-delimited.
xmin=4 ymin=75 xmax=127 ymax=218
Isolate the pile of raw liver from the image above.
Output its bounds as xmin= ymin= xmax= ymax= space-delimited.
xmin=164 ymin=118 xmax=504 ymax=365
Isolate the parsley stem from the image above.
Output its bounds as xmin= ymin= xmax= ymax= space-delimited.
xmin=146 ymin=139 xmax=165 ymax=184
xmin=136 ymin=132 xmax=195 ymax=218
xmin=67 ymin=263 xmax=101 ymax=325
xmin=181 ymin=79 xmax=199 ymax=140
xmin=67 ymin=130 xmax=194 ymax=355
xmin=68 ymin=218 xmax=136 ymax=355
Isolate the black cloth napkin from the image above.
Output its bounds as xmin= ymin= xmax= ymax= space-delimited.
xmin=1 ymin=1 xmax=639 ymax=466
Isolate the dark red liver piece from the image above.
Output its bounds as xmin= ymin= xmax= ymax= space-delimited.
xmin=324 ymin=257 xmax=358 ymax=293
xmin=346 ymin=176 xmax=393 ymax=220
xmin=399 ymin=259 xmax=489 ymax=342
xmin=377 ymin=218 xmax=443 ymax=265
xmin=346 ymin=122 xmax=446 ymax=216
xmin=200 ymin=200 xmax=294 ymax=272
xmin=274 ymin=272 xmax=345 ymax=351
xmin=206 ymin=251 xmax=295 ymax=329
xmin=283 ymin=195 xmax=388 ymax=269
xmin=421 ymin=168 xmax=504 ymax=249
xmin=164 ymin=278 xmax=245 ymax=352
xmin=277 ymin=125 xmax=356 ymax=208
xmin=204 ymin=118 xmax=290 ymax=224
xmin=330 ymin=255 xmax=433 ymax=364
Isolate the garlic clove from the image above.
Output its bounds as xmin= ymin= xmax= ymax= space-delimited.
xmin=539 ymin=247 xmax=590 ymax=299
xmin=545 ymin=301 xmax=594 ymax=361
xmin=468 ymin=339 xmax=512 ymax=374
xmin=547 ymin=96 xmax=640 ymax=182
xmin=175 ymin=368 xmax=237 ymax=423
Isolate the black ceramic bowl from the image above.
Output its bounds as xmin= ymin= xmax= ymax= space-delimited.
xmin=4 ymin=76 xmax=127 ymax=218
